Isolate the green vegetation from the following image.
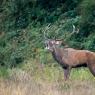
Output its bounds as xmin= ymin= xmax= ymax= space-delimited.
xmin=0 ymin=0 xmax=95 ymax=83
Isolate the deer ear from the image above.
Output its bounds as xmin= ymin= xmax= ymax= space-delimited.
xmin=51 ymin=40 xmax=55 ymax=44
xmin=50 ymin=39 xmax=63 ymax=45
xmin=51 ymin=40 xmax=62 ymax=45
xmin=55 ymin=40 xmax=62 ymax=45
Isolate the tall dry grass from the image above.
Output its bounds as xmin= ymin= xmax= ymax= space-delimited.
xmin=0 ymin=59 xmax=95 ymax=95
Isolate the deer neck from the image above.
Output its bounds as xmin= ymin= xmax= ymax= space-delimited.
xmin=52 ymin=46 xmax=63 ymax=63
xmin=52 ymin=47 xmax=69 ymax=68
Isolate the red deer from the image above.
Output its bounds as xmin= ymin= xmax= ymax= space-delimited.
xmin=44 ymin=25 xmax=95 ymax=80
xmin=45 ymin=39 xmax=95 ymax=80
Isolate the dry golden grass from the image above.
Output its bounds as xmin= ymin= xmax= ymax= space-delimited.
xmin=0 ymin=76 xmax=95 ymax=95
xmin=0 ymin=60 xmax=95 ymax=95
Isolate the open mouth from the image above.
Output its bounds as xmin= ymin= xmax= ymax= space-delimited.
xmin=45 ymin=46 xmax=49 ymax=50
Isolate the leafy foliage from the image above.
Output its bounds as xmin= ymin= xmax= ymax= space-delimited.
xmin=0 ymin=0 xmax=95 ymax=67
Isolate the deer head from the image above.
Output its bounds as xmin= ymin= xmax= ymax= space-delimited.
xmin=44 ymin=39 xmax=63 ymax=52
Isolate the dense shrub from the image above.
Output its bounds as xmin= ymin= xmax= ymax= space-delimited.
xmin=0 ymin=0 xmax=95 ymax=67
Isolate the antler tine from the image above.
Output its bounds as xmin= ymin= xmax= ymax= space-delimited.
xmin=76 ymin=28 xmax=79 ymax=34
xmin=73 ymin=24 xmax=79 ymax=34
xmin=43 ymin=23 xmax=51 ymax=41
xmin=73 ymin=25 xmax=76 ymax=33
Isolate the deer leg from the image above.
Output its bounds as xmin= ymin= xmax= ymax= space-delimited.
xmin=87 ymin=63 xmax=95 ymax=76
xmin=63 ymin=67 xmax=71 ymax=80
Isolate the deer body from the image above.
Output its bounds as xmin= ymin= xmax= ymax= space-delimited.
xmin=52 ymin=48 xmax=88 ymax=68
xmin=45 ymin=40 xmax=95 ymax=80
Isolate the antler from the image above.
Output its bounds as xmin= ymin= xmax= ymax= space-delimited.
xmin=63 ymin=24 xmax=80 ymax=46
xmin=66 ymin=25 xmax=79 ymax=38
xmin=43 ymin=24 xmax=51 ymax=40
xmin=69 ymin=25 xmax=79 ymax=37
xmin=43 ymin=24 xmax=79 ymax=48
